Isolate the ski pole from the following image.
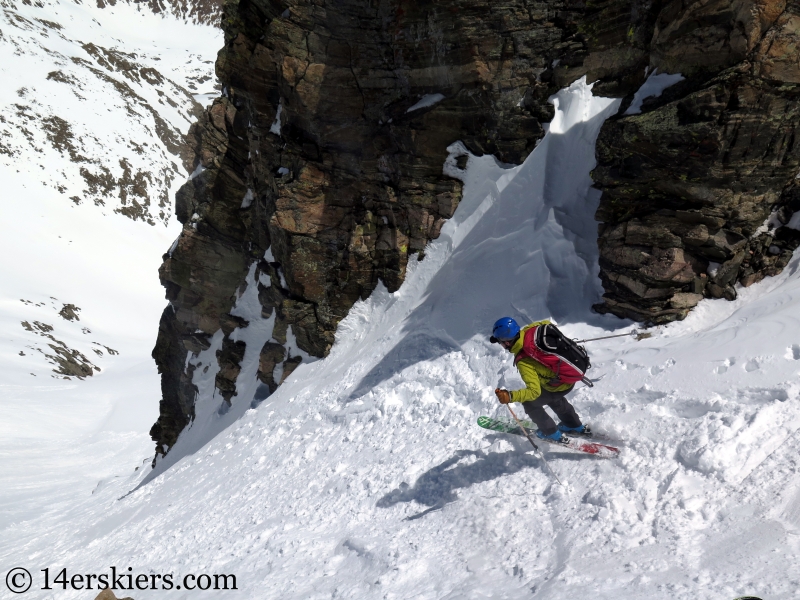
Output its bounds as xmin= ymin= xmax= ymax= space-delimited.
xmin=505 ymin=403 xmax=562 ymax=486
xmin=575 ymin=331 xmax=652 ymax=344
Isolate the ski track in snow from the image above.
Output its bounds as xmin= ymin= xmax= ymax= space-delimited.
xmin=3 ymin=68 xmax=800 ymax=600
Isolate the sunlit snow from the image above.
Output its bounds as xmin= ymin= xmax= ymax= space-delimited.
xmin=624 ymin=70 xmax=685 ymax=116
xmin=1 ymin=21 xmax=800 ymax=599
xmin=0 ymin=0 xmax=220 ymax=538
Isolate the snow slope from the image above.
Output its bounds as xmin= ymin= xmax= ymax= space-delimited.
xmin=0 ymin=0 xmax=220 ymax=224
xmin=4 ymin=77 xmax=800 ymax=600
xmin=0 ymin=0 xmax=220 ymax=536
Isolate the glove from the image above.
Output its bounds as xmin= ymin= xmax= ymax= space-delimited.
xmin=495 ymin=388 xmax=511 ymax=404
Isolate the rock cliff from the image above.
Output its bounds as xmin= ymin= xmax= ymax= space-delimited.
xmin=150 ymin=0 xmax=800 ymax=455
xmin=592 ymin=0 xmax=800 ymax=323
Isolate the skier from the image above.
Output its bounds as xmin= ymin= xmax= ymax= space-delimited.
xmin=491 ymin=317 xmax=587 ymax=443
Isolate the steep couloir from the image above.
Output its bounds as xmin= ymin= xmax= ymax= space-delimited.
xmin=151 ymin=0 xmax=605 ymax=455
xmin=149 ymin=0 xmax=649 ymax=456
xmin=150 ymin=0 xmax=800 ymax=458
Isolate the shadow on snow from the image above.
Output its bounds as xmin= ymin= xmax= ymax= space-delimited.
xmin=347 ymin=97 xmax=626 ymax=402
xmin=376 ymin=447 xmax=542 ymax=520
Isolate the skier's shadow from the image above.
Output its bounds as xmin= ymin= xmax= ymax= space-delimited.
xmin=345 ymin=332 xmax=460 ymax=401
xmin=376 ymin=445 xmax=542 ymax=520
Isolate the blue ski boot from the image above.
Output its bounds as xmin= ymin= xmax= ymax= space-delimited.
xmin=535 ymin=429 xmax=563 ymax=442
xmin=558 ymin=423 xmax=590 ymax=435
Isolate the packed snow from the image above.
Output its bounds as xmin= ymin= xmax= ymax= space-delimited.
xmin=407 ymin=93 xmax=446 ymax=113
xmin=624 ymin=70 xmax=685 ymax=115
xmin=3 ymin=65 xmax=800 ymax=600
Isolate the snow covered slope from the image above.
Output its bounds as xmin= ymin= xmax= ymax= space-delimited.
xmin=0 ymin=0 xmax=219 ymax=224
xmin=4 ymin=77 xmax=800 ymax=600
xmin=0 ymin=0 xmax=220 ymax=533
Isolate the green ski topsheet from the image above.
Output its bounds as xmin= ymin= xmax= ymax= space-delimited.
xmin=477 ymin=415 xmax=533 ymax=435
xmin=477 ymin=415 xmax=620 ymax=458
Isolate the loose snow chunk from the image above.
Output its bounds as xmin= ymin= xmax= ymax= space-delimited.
xmin=167 ymin=235 xmax=180 ymax=257
xmin=188 ymin=163 xmax=206 ymax=180
xmin=624 ymin=70 xmax=684 ymax=115
xmin=241 ymin=189 xmax=254 ymax=208
xmin=442 ymin=141 xmax=470 ymax=182
xmin=406 ymin=93 xmax=445 ymax=113
xmin=270 ymin=99 xmax=283 ymax=135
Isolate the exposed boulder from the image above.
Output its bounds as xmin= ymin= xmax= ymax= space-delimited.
xmin=94 ymin=590 xmax=134 ymax=600
xmin=58 ymin=303 xmax=81 ymax=321
xmin=257 ymin=341 xmax=286 ymax=393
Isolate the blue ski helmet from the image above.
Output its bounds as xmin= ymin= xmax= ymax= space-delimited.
xmin=492 ymin=317 xmax=520 ymax=341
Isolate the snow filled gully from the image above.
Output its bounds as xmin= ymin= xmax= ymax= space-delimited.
xmin=5 ymin=78 xmax=800 ymax=600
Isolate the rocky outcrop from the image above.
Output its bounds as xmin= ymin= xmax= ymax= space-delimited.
xmin=96 ymin=0 xmax=223 ymax=26
xmin=21 ymin=319 xmax=99 ymax=379
xmin=151 ymin=96 xmax=253 ymax=449
xmin=150 ymin=0 xmax=800 ymax=455
xmin=592 ymin=0 xmax=800 ymax=323
xmin=94 ymin=589 xmax=134 ymax=600
xmin=150 ymin=0 xmax=621 ymax=456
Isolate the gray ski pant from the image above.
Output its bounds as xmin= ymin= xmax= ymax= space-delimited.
xmin=521 ymin=387 xmax=582 ymax=436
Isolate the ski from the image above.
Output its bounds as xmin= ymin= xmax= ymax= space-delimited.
xmin=477 ymin=416 xmax=620 ymax=458
xmin=479 ymin=415 xmax=620 ymax=442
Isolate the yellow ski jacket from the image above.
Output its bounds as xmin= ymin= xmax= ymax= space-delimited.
xmin=507 ymin=320 xmax=573 ymax=403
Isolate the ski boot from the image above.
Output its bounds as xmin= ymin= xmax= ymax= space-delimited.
xmin=558 ymin=423 xmax=591 ymax=436
xmin=535 ymin=429 xmax=566 ymax=443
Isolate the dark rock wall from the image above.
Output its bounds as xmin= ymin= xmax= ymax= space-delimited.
xmin=150 ymin=0 xmax=641 ymax=457
xmin=150 ymin=0 xmax=800 ymax=456
xmin=593 ymin=0 xmax=800 ymax=323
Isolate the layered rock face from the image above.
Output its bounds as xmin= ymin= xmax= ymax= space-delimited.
xmin=150 ymin=0 xmax=800 ymax=455
xmin=150 ymin=0 xmax=628 ymax=454
xmin=592 ymin=0 xmax=800 ymax=323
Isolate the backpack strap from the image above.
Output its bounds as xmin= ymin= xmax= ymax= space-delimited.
xmin=514 ymin=326 xmax=539 ymax=366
